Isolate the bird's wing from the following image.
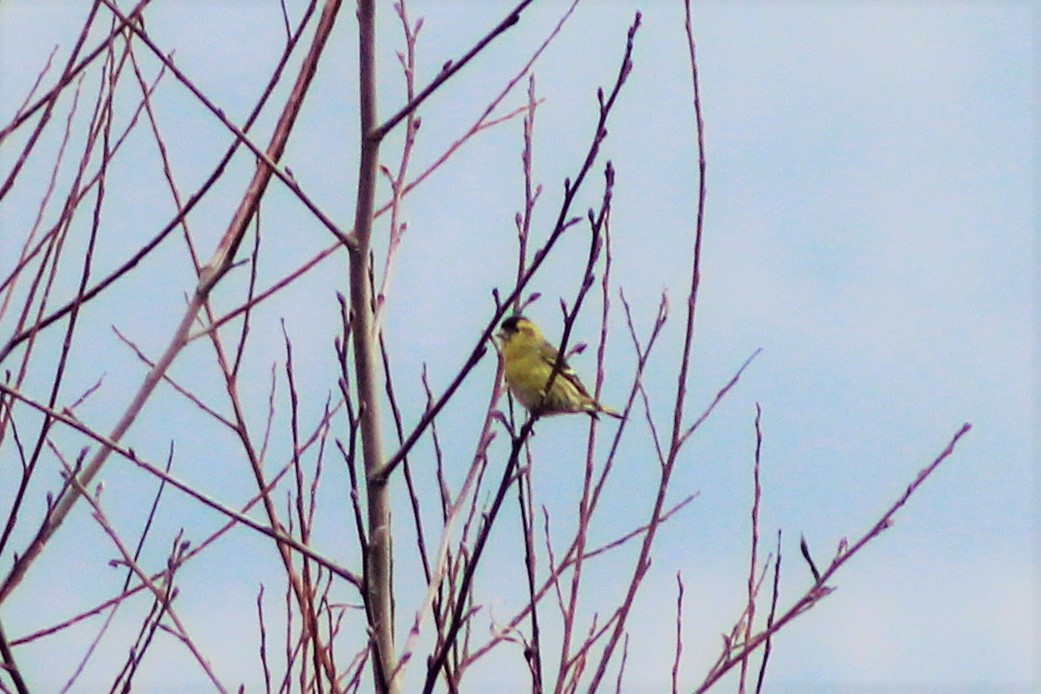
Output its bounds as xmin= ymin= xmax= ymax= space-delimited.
xmin=539 ymin=344 xmax=592 ymax=398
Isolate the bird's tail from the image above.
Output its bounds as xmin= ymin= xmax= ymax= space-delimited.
xmin=589 ymin=402 xmax=623 ymax=420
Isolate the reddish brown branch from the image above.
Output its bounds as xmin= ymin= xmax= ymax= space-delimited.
xmin=672 ymin=572 xmax=685 ymax=694
xmin=373 ymin=0 xmax=536 ymax=141
xmin=696 ymin=423 xmax=972 ymax=692
xmin=739 ymin=404 xmax=765 ymax=693
xmin=0 ymin=0 xmax=348 ymax=607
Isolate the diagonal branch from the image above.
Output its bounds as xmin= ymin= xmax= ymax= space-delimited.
xmin=696 ymin=423 xmax=972 ymax=692
xmin=373 ymin=0 xmax=536 ymax=141
xmin=0 ymin=0 xmax=347 ymax=606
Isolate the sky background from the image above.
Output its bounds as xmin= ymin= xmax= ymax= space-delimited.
xmin=0 ymin=1 xmax=1036 ymax=692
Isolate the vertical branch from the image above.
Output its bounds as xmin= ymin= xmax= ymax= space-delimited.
xmin=553 ymin=163 xmax=614 ymax=692
xmin=351 ymin=1 xmax=395 ymax=692
xmin=672 ymin=572 xmax=685 ymax=694
xmin=670 ymin=0 xmax=708 ymax=442
xmin=514 ymin=74 xmax=541 ymax=304
xmin=739 ymin=404 xmax=764 ymax=693
xmin=614 ymin=634 xmax=630 ymax=694
xmin=754 ymin=531 xmax=783 ymax=694
xmin=517 ymin=469 xmax=543 ymax=692
xmin=587 ymin=6 xmax=704 ymax=683
xmin=515 ymin=72 xmax=544 ymax=693
xmin=373 ymin=1 xmax=421 ymax=332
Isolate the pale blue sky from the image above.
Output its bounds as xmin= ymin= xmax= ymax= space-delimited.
xmin=0 ymin=1 xmax=1036 ymax=692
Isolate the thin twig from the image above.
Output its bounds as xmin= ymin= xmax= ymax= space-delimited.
xmin=0 ymin=382 xmax=361 ymax=591
xmin=739 ymin=404 xmax=765 ymax=693
xmin=696 ymin=423 xmax=972 ymax=692
xmin=0 ymin=0 xmax=349 ymax=607
xmin=672 ymin=572 xmax=685 ymax=694
xmin=373 ymin=1 xmax=635 ymax=485
xmin=754 ymin=531 xmax=783 ymax=694
xmin=373 ymin=0 xmax=536 ymax=141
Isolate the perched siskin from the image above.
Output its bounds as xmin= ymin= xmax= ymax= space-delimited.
xmin=496 ymin=315 xmax=622 ymax=420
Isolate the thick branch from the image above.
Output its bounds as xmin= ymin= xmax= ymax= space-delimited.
xmin=351 ymin=1 xmax=396 ymax=692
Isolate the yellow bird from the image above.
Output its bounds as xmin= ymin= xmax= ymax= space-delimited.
xmin=496 ymin=315 xmax=622 ymax=420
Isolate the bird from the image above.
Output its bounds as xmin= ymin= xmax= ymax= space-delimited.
xmin=496 ymin=315 xmax=622 ymax=420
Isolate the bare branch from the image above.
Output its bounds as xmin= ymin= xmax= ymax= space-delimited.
xmin=672 ymin=572 xmax=685 ymax=694
xmin=696 ymin=423 xmax=973 ymax=692
xmin=0 ymin=0 xmax=349 ymax=607
xmin=373 ymin=0 xmax=536 ymax=141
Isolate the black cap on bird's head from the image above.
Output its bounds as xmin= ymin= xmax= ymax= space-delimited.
xmin=500 ymin=315 xmax=524 ymax=332
xmin=497 ymin=314 xmax=535 ymax=342
xmin=497 ymin=314 xmax=524 ymax=341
